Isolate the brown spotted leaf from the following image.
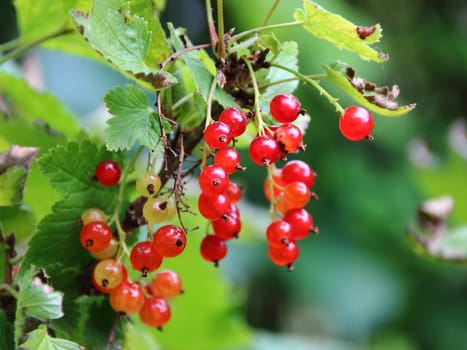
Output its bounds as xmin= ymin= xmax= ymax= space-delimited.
xmin=324 ymin=61 xmax=416 ymax=117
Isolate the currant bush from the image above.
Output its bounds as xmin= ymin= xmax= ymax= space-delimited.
xmin=2 ymin=0 xmax=416 ymax=345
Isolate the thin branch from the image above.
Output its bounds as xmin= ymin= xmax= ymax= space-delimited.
xmin=262 ymin=0 xmax=281 ymax=26
xmin=228 ymin=20 xmax=305 ymax=44
xmin=0 ymin=27 xmax=74 ymax=65
xmin=159 ymin=43 xmax=212 ymax=70
xmin=216 ymin=0 xmax=226 ymax=59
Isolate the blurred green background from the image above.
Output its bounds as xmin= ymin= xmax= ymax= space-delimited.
xmin=1 ymin=0 xmax=466 ymax=349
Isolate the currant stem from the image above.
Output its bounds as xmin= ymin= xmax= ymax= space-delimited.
xmin=0 ymin=27 xmax=73 ymax=65
xmin=0 ymin=283 xmax=18 ymax=299
xmin=228 ymin=20 xmax=305 ymax=44
xmin=111 ymin=146 xmax=144 ymax=258
xmin=159 ymin=43 xmax=212 ymax=70
xmin=0 ymin=37 xmax=20 ymax=53
xmin=262 ymin=0 xmax=281 ymax=26
xmin=244 ymin=58 xmax=267 ymax=135
xmin=271 ymin=63 xmax=345 ymax=114
xmin=258 ymin=74 xmax=327 ymax=90
xmin=216 ymin=0 xmax=226 ymax=59
xmin=200 ymin=76 xmax=218 ymax=169
xmin=266 ymin=165 xmax=278 ymax=219
xmin=205 ymin=0 xmax=218 ymax=47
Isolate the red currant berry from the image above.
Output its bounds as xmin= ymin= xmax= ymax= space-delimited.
xmin=130 ymin=241 xmax=163 ymax=277
xmin=214 ymin=148 xmax=243 ymax=174
xmin=266 ymin=220 xmax=293 ymax=247
xmin=200 ymin=235 xmax=227 ymax=266
xmin=198 ymin=192 xmax=230 ymax=220
xmin=199 ymin=165 xmax=229 ymax=195
xmin=339 ymin=106 xmax=374 ymax=141
xmin=268 ymin=240 xmax=299 ymax=270
xmin=218 ymin=108 xmax=247 ymax=137
xmin=225 ymin=181 xmax=242 ymax=204
xmin=204 ymin=121 xmax=232 ymax=149
xmin=275 ymin=182 xmax=311 ymax=215
xmin=282 ymin=208 xmax=314 ymax=240
xmin=249 ymin=135 xmax=281 ymax=166
xmin=80 ymin=221 xmax=113 ymax=252
xmin=109 ymin=280 xmax=145 ymax=315
xmin=152 ymin=225 xmax=187 ymax=258
xmin=212 ymin=209 xmax=241 ymax=240
xmin=95 ymin=160 xmax=121 ymax=186
xmin=270 ymin=94 xmax=302 ymax=123
xmin=150 ymin=269 xmax=183 ymax=300
xmin=282 ymin=160 xmax=316 ymax=189
xmin=283 ymin=181 xmax=311 ymax=207
xmin=139 ymin=296 xmax=171 ymax=329
xmin=274 ymin=123 xmax=304 ymax=153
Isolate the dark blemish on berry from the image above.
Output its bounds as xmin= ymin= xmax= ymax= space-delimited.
xmin=86 ymin=239 xmax=94 ymax=247
xmin=159 ymin=201 xmax=168 ymax=210
xmin=147 ymin=184 xmax=155 ymax=195
xmin=175 ymin=239 xmax=184 ymax=247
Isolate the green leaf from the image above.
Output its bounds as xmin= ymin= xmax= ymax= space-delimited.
xmin=124 ymin=0 xmax=171 ymax=63
xmin=0 ymin=311 xmax=15 ymax=350
xmin=261 ymin=41 xmax=299 ymax=104
xmin=20 ymin=325 xmax=84 ymax=350
xmin=323 ymin=62 xmax=416 ymax=117
xmin=13 ymin=0 xmax=76 ymax=43
xmin=168 ymin=23 xmax=237 ymax=108
xmin=165 ymin=69 xmax=206 ymax=129
xmin=0 ymin=145 xmax=38 ymax=206
xmin=295 ymin=0 xmax=388 ymax=62
xmin=74 ymin=295 xmax=121 ymax=349
xmin=257 ymin=33 xmax=281 ymax=57
xmin=104 ymin=85 xmax=162 ymax=151
xmin=19 ymin=139 xmax=119 ymax=333
xmin=0 ymin=73 xmax=79 ymax=138
xmin=17 ymin=267 xmax=64 ymax=321
xmin=71 ymin=0 xmax=177 ymax=90
xmin=123 ymin=322 xmax=161 ymax=350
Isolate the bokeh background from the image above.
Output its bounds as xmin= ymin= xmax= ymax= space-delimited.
xmin=1 ymin=0 xmax=466 ymax=349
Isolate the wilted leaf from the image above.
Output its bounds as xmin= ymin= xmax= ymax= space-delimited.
xmin=324 ymin=62 xmax=416 ymax=116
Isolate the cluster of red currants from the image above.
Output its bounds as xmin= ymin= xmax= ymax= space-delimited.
xmin=198 ymin=107 xmax=248 ymax=266
xmin=246 ymin=94 xmax=318 ymax=270
xmin=77 ymin=161 xmax=186 ymax=329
